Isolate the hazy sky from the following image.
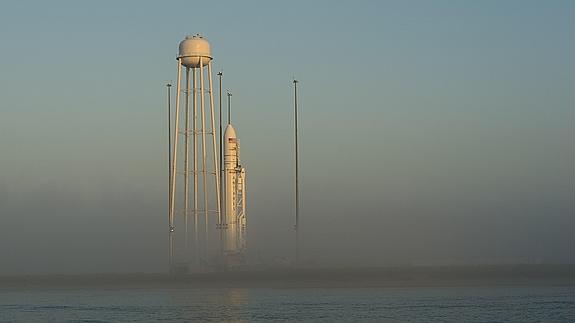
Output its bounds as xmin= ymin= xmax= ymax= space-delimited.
xmin=1 ymin=1 xmax=575 ymax=273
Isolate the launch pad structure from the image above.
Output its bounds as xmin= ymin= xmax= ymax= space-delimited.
xmin=168 ymin=34 xmax=247 ymax=272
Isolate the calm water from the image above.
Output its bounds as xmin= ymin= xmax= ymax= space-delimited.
xmin=1 ymin=285 xmax=574 ymax=322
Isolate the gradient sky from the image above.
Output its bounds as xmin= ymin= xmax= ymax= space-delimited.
xmin=1 ymin=1 xmax=575 ymax=273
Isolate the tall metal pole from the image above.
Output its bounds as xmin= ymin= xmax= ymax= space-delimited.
xmin=293 ymin=79 xmax=299 ymax=264
xmin=227 ymin=91 xmax=232 ymax=125
xmin=218 ymin=72 xmax=223 ymax=183
xmin=166 ymin=82 xmax=172 ymax=270
xmin=217 ymin=70 xmax=224 ymax=259
xmin=167 ymin=83 xmax=172 ymax=218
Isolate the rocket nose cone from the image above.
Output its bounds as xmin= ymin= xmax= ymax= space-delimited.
xmin=224 ymin=124 xmax=237 ymax=140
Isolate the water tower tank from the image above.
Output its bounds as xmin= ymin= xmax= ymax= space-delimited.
xmin=178 ymin=34 xmax=212 ymax=68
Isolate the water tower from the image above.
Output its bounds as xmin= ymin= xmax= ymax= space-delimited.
xmin=169 ymin=34 xmax=221 ymax=270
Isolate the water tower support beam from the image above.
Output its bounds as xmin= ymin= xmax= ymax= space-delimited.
xmin=169 ymin=59 xmax=183 ymax=269
xmin=199 ymin=59 xmax=209 ymax=260
xmin=184 ymin=67 xmax=190 ymax=252
xmin=208 ymin=62 xmax=222 ymax=257
xmin=192 ymin=68 xmax=199 ymax=265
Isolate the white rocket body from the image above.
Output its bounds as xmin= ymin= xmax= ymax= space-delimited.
xmin=223 ymin=124 xmax=247 ymax=255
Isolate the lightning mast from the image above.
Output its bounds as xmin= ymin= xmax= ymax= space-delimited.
xmin=293 ymin=79 xmax=299 ymax=264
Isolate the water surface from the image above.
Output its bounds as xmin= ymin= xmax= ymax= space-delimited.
xmin=1 ymin=285 xmax=574 ymax=322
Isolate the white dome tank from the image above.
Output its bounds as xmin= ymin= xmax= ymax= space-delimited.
xmin=178 ymin=34 xmax=212 ymax=68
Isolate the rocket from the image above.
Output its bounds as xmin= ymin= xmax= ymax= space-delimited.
xmin=223 ymin=124 xmax=247 ymax=255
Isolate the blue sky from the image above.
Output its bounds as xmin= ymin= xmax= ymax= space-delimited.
xmin=1 ymin=1 xmax=574 ymax=273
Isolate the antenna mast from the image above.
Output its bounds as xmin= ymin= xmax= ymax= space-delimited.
xmin=166 ymin=82 xmax=173 ymax=270
xmin=218 ymin=72 xmax=223 ymax=194
xmin=217 ymin=71 xmax=224 ymax=259
xmin=293 ymin=79 xmax=299 ymax=264
xmin=227 ymin=91 xmax=232 ymax=125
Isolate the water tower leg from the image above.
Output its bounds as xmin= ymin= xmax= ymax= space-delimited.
xmin=169 ymin=59 xmax=183 ymax=272
xmin=184 ymin=67 xmax=190 ymax=256
xmin=199 ymin=59 xmax=209 ymax=263
xmin=208 ymin=62 xmax=222 ymax=262
xmin=193 ymin=67 xmax=199 ymax=267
